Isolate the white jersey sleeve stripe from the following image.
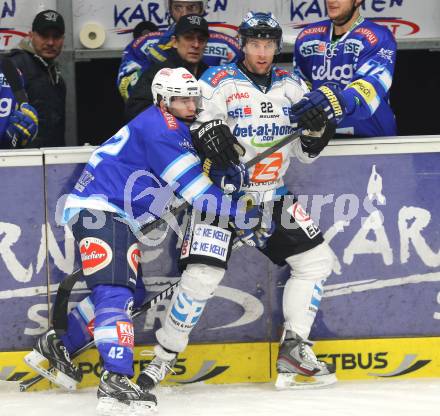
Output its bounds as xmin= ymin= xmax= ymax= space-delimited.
xmin=377 ymin=68 xmax=392 ymax=91
xmin=180 ymin=173 xmax=213 ymax=203
xmin=161 ymin=152 xmax=200 ymax=185
xmin=77 ymin=296 xmax=95 ymax=323
xmin=94 ymin=326 xmax=119 ymax=344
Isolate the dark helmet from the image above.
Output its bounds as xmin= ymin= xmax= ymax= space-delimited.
xmin=238 ymin=12 xmax=283 ymax=53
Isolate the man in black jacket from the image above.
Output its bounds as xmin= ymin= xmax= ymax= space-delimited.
xmin=8 ymin=10 xmax=66 ymax=147
xmin=125 ymin=14 xmax=209 ymax=121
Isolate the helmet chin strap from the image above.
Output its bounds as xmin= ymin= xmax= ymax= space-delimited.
xmin=332 ymin=0 xmax=361 ymax=27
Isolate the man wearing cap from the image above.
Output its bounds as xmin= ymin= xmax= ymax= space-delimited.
xmin=117 ymin=0 xmax=241 ymax=101
xmin=8 ymin=9 xmax=66 ymax=147
xmin=125 ymin=14 xmax=209 ymax=121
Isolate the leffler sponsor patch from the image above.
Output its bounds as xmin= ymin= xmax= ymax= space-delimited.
xmin=190 ymin=224 xmax=231 ymax=262
xmin=116 ymin=321 xmax=134 ymax=348
xmin=79 ymin=237 xmax=113 ymax=275
xmin=287 ymin=202 xmax=321 ymax=239
xmin=127 ymin=243 xmax=141 ymax=275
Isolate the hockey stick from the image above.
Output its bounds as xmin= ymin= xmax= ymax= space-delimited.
xmin=1 ymin=57 xmax=28 ymax=104
xmin=17 ymin=280 xmax=180 ymax=392
xmin=17 ymin=239 xmax=245 ymax=392
xmin=51 ymin=127 xmax=304 ymax=335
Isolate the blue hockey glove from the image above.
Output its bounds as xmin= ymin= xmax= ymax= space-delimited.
xmin=203 ymin=159 xmax=250 ymax=194
xmin=231 ymin=205 xmax=275 ymax=249
xmin=6 ymin=103 xmax=38 ymax=148
xmin=291 ymin=85 xmax=346 ymax=131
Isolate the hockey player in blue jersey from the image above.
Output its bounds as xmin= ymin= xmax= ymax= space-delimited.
xmin=117 ymin=0 xmax=241 ymax=101
xmin=0 ymin=59 xmax=38 ymax=149
xmin=292 ymin=0 xmax=397 ymax=137
xmin=24 ymin=66 xmax=251 ymax=415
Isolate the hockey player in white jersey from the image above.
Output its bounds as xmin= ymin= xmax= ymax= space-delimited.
xmin=137 ymin=12 xmax=337 ymax=391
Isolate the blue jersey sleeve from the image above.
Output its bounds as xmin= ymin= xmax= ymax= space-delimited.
xmin=143 ymin=26 xmax=175 ymax=64
xmin=147 ymin=127 xmax=238 ymax=218
xmin=117 ymin=31 xmax=165 ymax=98
xmin=293 ymin=36 xmax=312 ymax=88
xmin=0 ymin=70 xmax=18 ymax=148
xmin=340 ymin=26 xmax=396 ymax=120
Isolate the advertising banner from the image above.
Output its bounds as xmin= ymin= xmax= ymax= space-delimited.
xmin=33 ymin=144 xmax=440 ymax=346
xmin=0 ymin=140 xmax=439 ymax=353
xmin=0 ymin=151 xmax=47 ymax=350
xmin=0 ymin=0 xmax=56 ymax=50
xmin=272 ymin=151 xmax=440 ymax=340
xmin=0 ymin=1 xmax=439 ymax=51
xmin=71 ymin=0 xmax=440 ymax=50
xmin=2 ymin=337 xmax=439 ymax=389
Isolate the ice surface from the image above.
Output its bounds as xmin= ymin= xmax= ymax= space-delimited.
xmin=1 ymin=380 xmax=440 ymax=416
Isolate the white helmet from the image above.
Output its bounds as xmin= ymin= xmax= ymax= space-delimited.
xmin=151 ymin=67 xmax=201 ymax=106
xmin=168 ymin=0 xmax=207 ymax=14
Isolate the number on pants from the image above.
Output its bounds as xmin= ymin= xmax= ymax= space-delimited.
xmin=108 ymin=346 xmax=124 ymax=359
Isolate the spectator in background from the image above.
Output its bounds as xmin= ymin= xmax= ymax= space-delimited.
xmin=0 ymin=58 xmax=38 ymax=149
xmin=8 ymin=9 xmax=66 ymax=147
xmin=117 ymin=0 xmax=241 ymax=101
xmin=132 ymin=20 xmax=159 ymax=39
xmin=292 ymin=0 xmax=397 ymax=137
xmin=125 ymin=14 xmax=209 ymax=121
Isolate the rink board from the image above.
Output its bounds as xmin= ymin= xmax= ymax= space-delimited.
xmin=1 ymin=140 xmax=440 ymax=351
xmin=2 ymin=337 xmax=440 ymax=391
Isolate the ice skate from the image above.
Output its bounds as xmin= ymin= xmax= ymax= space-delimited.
xmin=275 ymin=330 xmax=337 ymax=389
xmin=23 ymin=329 xmax=82 ymax=390
xmin=96 ymin=370 xmax=157 ymax=416
xmin=137 ymin=344 xmax=177 ymax=391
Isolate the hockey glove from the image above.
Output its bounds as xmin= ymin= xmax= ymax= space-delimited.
xmin=6 ymin=103 xmax=38 ymax=148
xmin=300 ymin=120 xmax=336 ymax=158
xmin=203 ymin=158 xmax=250 ymax=194
xmin=291 ymin=85 xmax=346 ymax=131
xmin=191 ymin=120 xmax=245 ymax=169
xmin=231 ymin=205 xmax=275 ymax=249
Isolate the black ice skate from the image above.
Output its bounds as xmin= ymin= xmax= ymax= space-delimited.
xmin=97 ymin=370 xmax=157 ymax=416
xmin=275 ymin=330 xmax=337 ymax=389
xmin=23 ymin=329 xmax=82 ymax=390
xmin=137 ymin=345 xmax=177 ymax=391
